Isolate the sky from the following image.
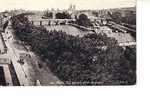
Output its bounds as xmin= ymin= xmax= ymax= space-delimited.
xmin=0 ymin=0 xmax=136 ymax=11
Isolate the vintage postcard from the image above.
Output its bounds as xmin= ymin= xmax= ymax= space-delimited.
xmin=0 ymin=0 xmax=136 ymax=86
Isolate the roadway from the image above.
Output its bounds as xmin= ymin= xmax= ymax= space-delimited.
xmin=2 ymin=32 xmax=30 ymax=86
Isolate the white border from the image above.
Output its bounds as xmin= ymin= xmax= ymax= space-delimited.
xmin=0 ymin=1 xmax=150 ymax=100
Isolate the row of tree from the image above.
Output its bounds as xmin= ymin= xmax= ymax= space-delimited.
xmin=108 ymin=10 xmax=136 ymax=25
xmin=11 ymin=14 xmax=136 ymax=85
xmin=43 ymin=11 xmax=71 ymax=19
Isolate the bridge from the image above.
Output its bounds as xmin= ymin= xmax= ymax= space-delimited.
xmin=29 ymin=18 xmax=76 ymax=26
xmin=28 ymin=18 xmax=109 ymax=27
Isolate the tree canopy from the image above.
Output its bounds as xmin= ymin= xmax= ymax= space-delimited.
xmin=11 ymin=14 xmax=136 ymax=85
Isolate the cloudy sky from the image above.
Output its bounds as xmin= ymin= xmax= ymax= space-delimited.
xmin=0 ymin=0 xmax=136 ymax=11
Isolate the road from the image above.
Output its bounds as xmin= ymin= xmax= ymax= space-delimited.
xmin=2 ymin=33 xmax=30 ymax=86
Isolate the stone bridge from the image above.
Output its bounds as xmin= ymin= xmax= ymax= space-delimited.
xmin=29 ymin=19 xmax=76 ymax=26
xmin=29 ymin=18 xmax=108 ymax=26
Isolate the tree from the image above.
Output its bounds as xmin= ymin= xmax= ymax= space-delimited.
xmin=92 ymin=11 xmax=99 ymax=17
xmin=11 ymin=14 xmax=136 ymax=85
xmin=76 ymin=14 xmax=92 ymax=27
xmin=111 ymin=11 xmax=122 ymax=24
xmin=109 ymin=10 xmax=136 ymax=25
xmin=55 ymin=12 xmax=71 ymax=19
xmin=43 ymin=11 xmax=53 ymax=18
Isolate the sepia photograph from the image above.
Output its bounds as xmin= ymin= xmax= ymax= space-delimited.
xmin=0 ymin=0 xmax=136 ymax=86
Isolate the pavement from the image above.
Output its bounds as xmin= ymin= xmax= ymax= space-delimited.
xmin=2 ymin=35 xmax=30 ymax=86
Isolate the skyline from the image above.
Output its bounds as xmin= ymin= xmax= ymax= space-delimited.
xmin=0 ymin=0 xmax=136 ymax=11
